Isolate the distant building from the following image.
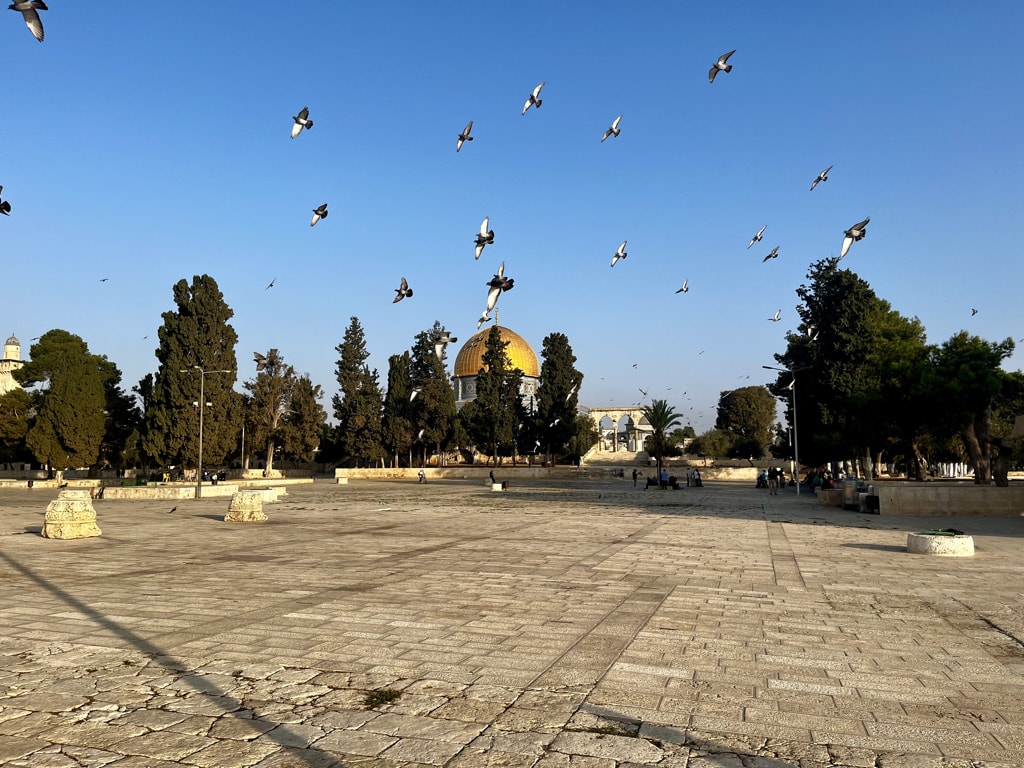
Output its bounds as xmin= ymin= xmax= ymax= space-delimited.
xmin=0 ymin=335 xmax=25 ymax=396
xmin=451 ymin=325 xmax=540 ymax=410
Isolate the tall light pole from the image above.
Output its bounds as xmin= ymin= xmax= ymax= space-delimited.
xmin=181 ymin=366 xmax=231 ymax=499
xmin=763 ymin=365 xmax=810 ymax=496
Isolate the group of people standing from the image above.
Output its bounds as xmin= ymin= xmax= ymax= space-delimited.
xmin=757 ymin=467 xmax=789 ymax=495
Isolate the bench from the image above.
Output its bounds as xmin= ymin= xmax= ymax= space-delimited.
xmin=646 ymin=477 xmax=680 ymax=490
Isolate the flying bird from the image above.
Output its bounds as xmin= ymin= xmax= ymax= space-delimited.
xmin=810 ymin=165 xmax=833 ymax=191
xmin=549 ymin=418 xmax=560 ymax=428
xmin=477 ymin=309 xmax=493 ymax=329
xmin=566 ymin=382 xmax=578 ymax=401
xmin=474 ymin=216 xmax=494 ymax=259
xmin=291 ymin=106 xmax=313 ymax=138
xmin=522 ymin=82 xmax=545 ymax=115
xmin=417 ymin=428 xmax=425 ymax=440
xmin=971 ymin=308 xmax=978 ymax=316
xmin=168 ymin=507 xmax=177 ymax=514
xmin=311 ymin=203 xmax=328 ymax=227
xmin=410 ymin=387 xmax=422 ymax=402
xmin=265 ymin=278 xmax=276 ymax=290
xmin=769 ymin=309 xmax=782 ymax=322
xmin=456 ymin=120 xmax=474 ymax=152
xmin=9 ymin=1 xmax=46 ymax=42
xmin=99 ymin=278 xmax=109 ymax=283
xmin=675 ymin=279 xmax=689 ymax=294
xmin=393 ymin=277 xmax=413 ymax=303
xmin=610 ymin=240 xmax=627 ymax=267
xmin=601 ymin=115 xmax=622 ymax=142
xmin=747 ymin=225 xmax=766 ymax=249
xmin=0 ymin=185 xmax=11 ymax=215
xmin=485 ymin=262 xmax=514 ymax=312
xmin=762 ymin=246 xmax=780 ymax=263
xmin=839 ymin=216 xmax=870 ymax=259
xmin=639 ymin=387 xmax=648 ymax=397
xmin=253 ymin=352 xmax=267 ymax=371
xmin=434 ymin=329 xmax=457 ymax=360
xmin=709 ymin=50 xmax=735 ymax=83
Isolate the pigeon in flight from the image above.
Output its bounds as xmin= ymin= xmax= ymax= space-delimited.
xmin=762 ymin=246 xmax=780 ymax=263
xmin=769 ymin=309 xmax=782 ymax=322
xmin=0 ymin=186 xmax=11 ymax=215
xmin=265 ymin=278 xmax=276 ymax=290
xmin=99 ymin=278 xmax=109 ymax=283
xmin=485 ymin=262 xmax=514 ymax=312
xmin=291 ymin=106 xmax=313 ymax=138
xmin=709 ymin=50 xmax=735 ymax=83
xmin=253 ymin=352 xmax=267 ymax=371
xmin=810 ymin=165 xmax=833 ymax=191
xmin=417 ymin=428 xmax=425 ymax=440
xmin=675 ymin=279 xmax=689 ymax=294
xmin=522 ymin=82 xmax=545 ymax=115
xmin=393 ymin=277 xmax=413 ymax=303
xmin=434 ymin=329 xmax=457 ymax=360
xmin=601 ymin=115 xmax=622 ymax=142
xmin=639 ymin=387 xmax=648 ymax=397
xmin=456 ymin=121 xmax=474 ymax=152
xmin=610 ymin=240 xmax=627 ymax=267
xmin=477 ymin=309 xmax=493 ymax=329
xmin=311 ymin=203 xmax=328 ymax=227
xmin=168 ymin=507 xmax=177 ymax=514
xmin=549 ymin=418 xmax=560 ymax=428
xmin=9 ymin=1 xmax=46 ymax=42
xmin=474 ymin=216 xmax=494 ymax=259
xmin=971 ymin=308 xmax=978 ymax=316
xmin=747 ymin=225 xmax=766 ymax=249
xmin=566 ymin=382 xmax=578 ymax=402
xmin=839 ymin=217 xmax=870 ymax=259
xmin=410 ymin=387 xmax=422 ymax=402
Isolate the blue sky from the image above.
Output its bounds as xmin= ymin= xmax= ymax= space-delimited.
xmin=2 ymin=2 xmax=1021 ymax=433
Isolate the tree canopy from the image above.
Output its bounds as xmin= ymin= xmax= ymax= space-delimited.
xmin=144 ymin=275 xmax=242 ymax=468
xmin=15 ymin=330 xmax=108 ymax=472
xmin=333 ymin=317 xmax=384 ymax=467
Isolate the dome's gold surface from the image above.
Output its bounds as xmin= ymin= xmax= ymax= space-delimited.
xmin=453 ymin=326 xmax=540 ymax=379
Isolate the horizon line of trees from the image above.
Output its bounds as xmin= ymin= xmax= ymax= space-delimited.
xmin=0 ymin=274 xmax=599 ymax=476
xmin=1 ymin=268 xmax=1019 ymax=482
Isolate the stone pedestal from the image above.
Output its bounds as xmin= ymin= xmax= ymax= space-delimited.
xmin=336 ymin=477 xmax=348 ymax=485
xmin=224 ymin=491 xmax=267 ymax=522
xmin=42 ymin=489 xmax=101 ymax=539
xmin=907 ymin=532 xmax=974 ymax=557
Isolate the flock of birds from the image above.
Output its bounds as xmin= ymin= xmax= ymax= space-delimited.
xmin=4 ymin=6 xmax=916 ymax=425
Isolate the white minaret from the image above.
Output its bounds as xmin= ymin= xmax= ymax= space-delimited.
xmin=0 ymin=334 xmax=24 ymax=395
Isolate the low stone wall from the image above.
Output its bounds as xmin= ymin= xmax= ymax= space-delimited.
xmin=335 ymin=465 xmax=759 ymax=483
xmin=100 ymin=484 xmax=240 ymax=500
xmin=875 ymin=481 xmax=1024 ymax=516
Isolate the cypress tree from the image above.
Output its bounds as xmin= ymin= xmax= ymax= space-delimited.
xmin=145 ymin=275 xmax=242 ymax=469
xmin=333 ymin=317 xmax=384 ymax=467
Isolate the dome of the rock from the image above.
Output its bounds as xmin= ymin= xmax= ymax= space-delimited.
xmin=452 ymin=326 xmax=540 ymax=379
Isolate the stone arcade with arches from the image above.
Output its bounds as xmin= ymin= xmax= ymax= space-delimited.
xmin=586 ymin=406 xmax=653 ymax=453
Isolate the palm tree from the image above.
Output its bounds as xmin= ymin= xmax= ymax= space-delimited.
xmin=642 ymin=398 xmax=682 ymax=488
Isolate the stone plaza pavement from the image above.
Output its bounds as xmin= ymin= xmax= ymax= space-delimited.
xmin=1 ymin=478 xmax=1023 ymax=768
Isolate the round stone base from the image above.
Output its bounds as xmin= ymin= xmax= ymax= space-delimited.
xmin=907 ymin=532 xmax=974 ymax=557
xmin=224 ymin=491 xmax=267 ymax=522
xmin=43 ymin=490 xmax=101 ymax=539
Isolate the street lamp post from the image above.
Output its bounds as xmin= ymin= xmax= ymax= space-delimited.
xmin=763 ymin=365 xmax=810 ymax=496
xmin=181 ymin=366 xmax=231 ymax=499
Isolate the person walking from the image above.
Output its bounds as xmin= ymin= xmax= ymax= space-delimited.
xmin=632 ymin=468 xmax=638 ymax=487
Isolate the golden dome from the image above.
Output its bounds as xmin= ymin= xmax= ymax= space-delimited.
xmin=453 ymin=326 xmax=540 ymax=379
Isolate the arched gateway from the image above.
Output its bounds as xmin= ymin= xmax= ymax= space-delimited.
xmin=586 ymin=407 xmax=652 ymax=453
